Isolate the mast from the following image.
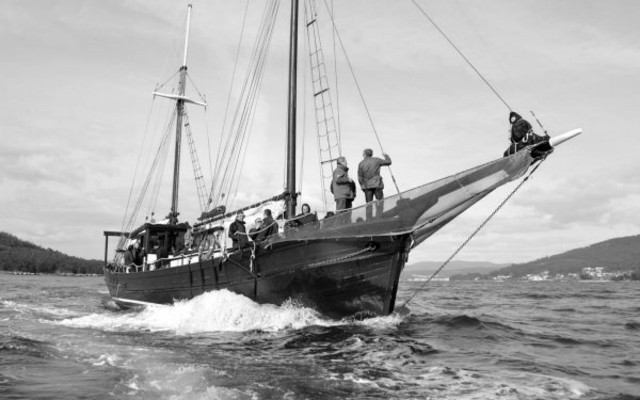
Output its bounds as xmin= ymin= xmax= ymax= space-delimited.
xmin=169 ymin=4 xmax=193 ymax=224
xmin=285 ymin=0 xmax=299 ymax=218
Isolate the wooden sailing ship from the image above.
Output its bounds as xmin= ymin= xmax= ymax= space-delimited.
xmin=103 ymin=2 xmax=581 ymax=319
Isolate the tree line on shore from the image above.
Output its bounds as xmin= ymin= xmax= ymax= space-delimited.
xmin=0 ymin=232 xmax=103 ymax=275
xmin=449 ymin=234 xmax=640 ymax=281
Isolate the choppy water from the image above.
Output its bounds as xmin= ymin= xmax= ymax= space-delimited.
xmin=0 ymin=274 xmax=638 ymax=400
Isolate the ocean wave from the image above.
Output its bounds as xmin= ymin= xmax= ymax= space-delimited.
xmin=0 ymin=335 xmax=56 ymax=359
xmin=518 ymin=293 xmax=565 ymax=300
xmin=624 ymin=321 xmax=640 ymax=330
xmin=57 ymin=290 xmax=334 ymax=334
xmin=434 ymin=314 xmax=484 ymax=328
xmin=528 ymin=331 xmax=624 ymax=351
xmin=55 ymin=290 xmax=410 ymax=335
xmin=394 ymin=365 xmax=591 ymax=400
xmin=428 ymin=314 xmax=521 ymax=335
xmin=1 ymin=299 xmax=82 ymax=319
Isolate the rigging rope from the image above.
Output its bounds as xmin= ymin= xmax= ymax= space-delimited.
xmin=409 ymin=0 xmax=512 ymax=111
xmin=330 ymin=0 xmax=342 ymax=154
xmin=299 ymin=24 xmax=308 ymax=195
xmin=147 ymin=126 xmax=169 ymax=217
xmin=119 ymin=97 xmax=158 ymax=238
xmin=213 ymin=0 xmax=251 ymax=210
xmin=530 ymin=110 xmax=549 ymax=136
xmin=209 ymin=0 xmax=280 ymax=210
xmin=186 ymin=73 xmax=207 ymax=104
xmin=121 ymin=112 xmax=174 ymax=240
xmin=321 ymin=0 xmax=401 ymax=195
xmin=227 ymin=4 xmax=278 ymax=207
xmin=400 ymin=156 xmax=547 ymax=309
xmin=154 ymin=71 xmax=180 ymax=93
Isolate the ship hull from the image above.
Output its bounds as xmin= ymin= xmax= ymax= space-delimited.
xmin=104 ymin=235 xmax=409 ymax=319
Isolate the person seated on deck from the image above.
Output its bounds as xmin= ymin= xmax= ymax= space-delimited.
xmin=503 ymin=111 xmax=550 ymax=157
xmin=290 ymin=203 xmax=318 ymax=228
xmin=212 ymin=229 xmax=224 ymax=252
xmin=150 ymin=240 xmax=168 ymax=268
xmin=132 ymin=241 xmax=144 ymax=269
xmin=184 ymin=227 xmax=194 ymax=252
xmin=255 ymin=209 xmax=279 ymax=242
xmin=228 ymin=211 xmax=248 ymax=250
xmin=249 ymin=218 xmax=262 ymax=241
xmin=123 ymin=245 xmax=136 ymax=273
xmin=319 ymin=211 xmax=336 ymax=229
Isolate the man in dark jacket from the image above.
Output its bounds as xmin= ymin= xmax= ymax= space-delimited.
xmin=509 ymin=111 xmax=532 ymax=143
xmin=255 ymin=209 xmax=279 ymax=241
xmin=358 ymin=149 xmax=391 ymax=218
xmin=504 ymin=111 xmax=550 ymax=157
xmin=228 ymin=211 xmax=248 ymax=250
xmin=331 ymin=157 xmax=356 ymax=211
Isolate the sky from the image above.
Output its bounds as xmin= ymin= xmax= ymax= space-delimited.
xmin=1 ymin=0 xmax=639 ymax=264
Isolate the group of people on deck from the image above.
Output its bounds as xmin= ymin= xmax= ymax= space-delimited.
xmin=228 ymin=208 xmax=280 ymax=250
xmin=122 ymin=238 xmax=168 ymax=272
xmin=221 ymin=111 xmax=544 ymax=251
xmin=331 ymin=148 xmax=392 ymax=216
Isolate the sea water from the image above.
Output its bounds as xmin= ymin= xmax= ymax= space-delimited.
xmin=0 ymin=274 xmax=638 ymax=399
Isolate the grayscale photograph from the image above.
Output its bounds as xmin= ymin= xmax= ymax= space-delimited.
xmin=1 ymin=1 xmax=638 ymax=399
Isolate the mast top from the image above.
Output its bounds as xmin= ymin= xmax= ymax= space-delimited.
xmin=182 ymin=4 xmax=193 ymax=68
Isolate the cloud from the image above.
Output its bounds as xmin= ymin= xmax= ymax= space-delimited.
xmin=1 ymin=0 xmax=639 ymax=264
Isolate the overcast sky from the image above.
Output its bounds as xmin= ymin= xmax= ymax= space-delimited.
xmin=1 ymin=0 xmax=639 ymax=264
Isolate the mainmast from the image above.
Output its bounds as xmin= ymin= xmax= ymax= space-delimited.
xmin=169 ymin=4 xmax=193 ymax=224
xmin=285 ymin=0 xmax=299 ymax=218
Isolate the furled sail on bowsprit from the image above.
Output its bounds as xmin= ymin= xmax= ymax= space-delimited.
xmin=268 ymin=149 xmax=533 ymax=244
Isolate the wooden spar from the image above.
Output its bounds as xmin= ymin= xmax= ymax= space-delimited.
xmin=169 ymin=4 xmax=193 ymax=224
xmin=549 ymin=128 xmax=582 ymax=147
xmin=182 ymin=4 xmax=192 ymax=68
xmin=285 ymin=0 xmax=299 ymax=218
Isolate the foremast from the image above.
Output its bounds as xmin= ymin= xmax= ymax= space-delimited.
xmin=169 ymin=4 xmax=192 ymax=225
xmin=153 ymin=4 xmax=205 ymax=225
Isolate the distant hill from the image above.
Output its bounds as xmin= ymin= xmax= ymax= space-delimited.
xmin=452 ymin=234 xmax=640 ymax=280
xmin=403 ymin=260 xmax=508 ymax=279
xmin=0 ymin=232 xmax=103 ymax=275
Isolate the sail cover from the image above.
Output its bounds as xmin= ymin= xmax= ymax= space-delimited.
xmin=270 ymin=150 xmax=534 ymax=244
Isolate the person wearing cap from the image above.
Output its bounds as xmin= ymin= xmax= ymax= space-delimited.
xmin=504 ymin=111 xmax=548 ymax=157
xmin=358 ymin=148 xmax=392 ymax=218
xmin=331 ymin=156 xmax=356 ymax=211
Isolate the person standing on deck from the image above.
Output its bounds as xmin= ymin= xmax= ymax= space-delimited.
xmin=331 ymin=157 xmax=356 ymax=212
xmin=358 ymin=149 xmax=392 ymax=218
xmin=228 ymin=211 xmax=248 ymax=250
